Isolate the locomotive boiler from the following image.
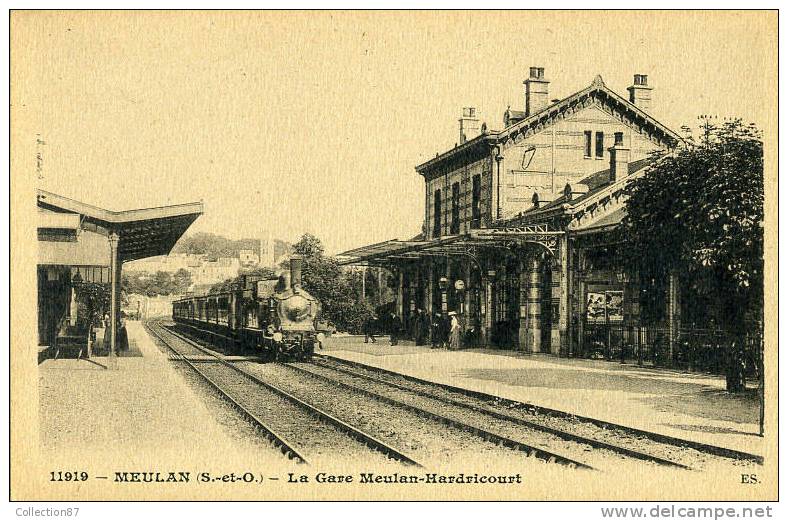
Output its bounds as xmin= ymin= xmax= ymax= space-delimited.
xmin=172 ymin=256 xmax=323 ymax=361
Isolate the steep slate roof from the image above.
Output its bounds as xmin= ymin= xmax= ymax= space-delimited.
xmin=573 ymin=207 xmax=627 ymax=234
xmin=510 ymin=157 xmax=652 ymax=218
xmin=501 ymin=157 xmax=654 ymax=229
xmin=416 ymin=75 xmax=681 ymax=174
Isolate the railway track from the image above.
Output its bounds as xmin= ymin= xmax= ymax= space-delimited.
xmin=160 ymin=321 xmax=596 ymax=469
xmin=155 ymin=321 xmax=759 ymax=471
xmin=146 ymin=320 xmax=422 ymax=467
xmin=276 ymin=361 xmax=689 ymax=471
xmin=312 ymin=354 xmax=763 ymax=469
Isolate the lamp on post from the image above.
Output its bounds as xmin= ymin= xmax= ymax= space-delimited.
xmin=454 ymin=279 xmax=465 ymax=315
xmin=438 ymin=276 xmax=449 ymax=313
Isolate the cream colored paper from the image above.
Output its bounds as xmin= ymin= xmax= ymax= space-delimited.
xmin=11 ymin=10 xmax=778 ymax=501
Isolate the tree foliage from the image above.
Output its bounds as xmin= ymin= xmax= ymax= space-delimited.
xmin=171 ymin=232 xmax=262 ymax=260
xmin=209 ymin=266 xmax=277 ymax=294
xmin=291 ymin=233 xmax=372 ymax=333
xmin=122 ymin=268 xmax=193 ymax=297
xmin=72 ymin=281 xmax=110 ymax=327
xmin=621 ymin=119 xmax=763 ymax=329
xmin=292 ymin=233 xmax=325 ymax=258
xmin=172 ymin=232 xmax=291 ymax=262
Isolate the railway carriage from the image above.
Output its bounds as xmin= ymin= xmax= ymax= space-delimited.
xmin=172 ymin=257 xmax=322 ymax=361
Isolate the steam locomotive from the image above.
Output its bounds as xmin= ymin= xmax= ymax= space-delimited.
xmin=172 ymin=257 xmax=323 ymax=361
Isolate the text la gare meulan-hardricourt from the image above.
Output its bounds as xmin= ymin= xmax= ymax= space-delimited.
xmin=110 ymin=471 xmax=523 ymax=485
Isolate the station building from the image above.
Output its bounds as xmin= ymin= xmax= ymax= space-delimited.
xmin=339 ymin=70 xmax=683 ymax=357
xmin=37 ymin=190 xmax=203 ymax=357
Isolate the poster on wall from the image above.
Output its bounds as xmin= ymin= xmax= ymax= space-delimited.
xmin=586 ymin=290 xmax=624 ymax=323
xmin=586 ymin=292 xmax=607 ymax=323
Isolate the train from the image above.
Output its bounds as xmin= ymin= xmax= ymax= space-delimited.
xmin=172 ymin=256 xmax=323 ymax=361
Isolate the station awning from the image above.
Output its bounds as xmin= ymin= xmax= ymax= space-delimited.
xmin=337 ymin=226 xmax=564 ymax=266
xmin=37 ymin=190 xmax=203 ymax=262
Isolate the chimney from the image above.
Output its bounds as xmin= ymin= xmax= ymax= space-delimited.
xmin=459 ymin=107 xmax=480 ymax=144
xmin=524 ymin=67 xmax=549 ymax=117
xmin=627 ymin=74 xmax=653 ymax=111
xmin=289 ymin=256 xmax=303 ymax=289
xmin=609 ymin=132 xmax=630 ymax=183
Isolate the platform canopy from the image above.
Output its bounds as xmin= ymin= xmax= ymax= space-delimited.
xmin=37 ymin=189 xmax=203 ymax=262
xmin=337 ymin=225 xmax=564 ymax=267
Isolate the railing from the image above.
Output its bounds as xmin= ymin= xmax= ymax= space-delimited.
xmin=576 ymin=322 xmax=763 ymax=377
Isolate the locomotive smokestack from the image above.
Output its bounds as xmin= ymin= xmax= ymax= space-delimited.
xmin=290 ymin=256 xmax=303 ymax=289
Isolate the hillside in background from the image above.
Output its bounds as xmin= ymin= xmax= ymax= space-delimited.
xmin=172 ymin=232 xmax=291 ymax=261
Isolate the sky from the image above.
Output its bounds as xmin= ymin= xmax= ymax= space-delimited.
xmin=14 ymin=11 xmax=776 ymax=255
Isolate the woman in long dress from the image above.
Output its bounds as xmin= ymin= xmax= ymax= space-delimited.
xmin=449 ymin=312 xmax=461 ymax=350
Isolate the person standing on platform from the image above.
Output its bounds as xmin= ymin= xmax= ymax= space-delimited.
xmin=363 ymin=314 xmax=378 ymax=344
xmin=423 ymin=309 xmax=432 ymax=346
xmin=415 ymin=308 xmax=429 ymax=346
xmin=431 ymin=312 xmax=442 ymax=349
xmin=118 ymin=317 xmax=129 ymax=353
xmin=389 ymin=312 xmax=401 ymax=346
xmin=448 ymin=311 xmax=461 ymax=350
xmin=441 ymin=312 xmax=452 ymax=349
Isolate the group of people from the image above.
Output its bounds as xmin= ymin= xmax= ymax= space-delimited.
xmin=362 ymin=308 xmax=462 ymax=349
xmin=363 ymin=311 xmax=403 ymax=346
xmin=428 ymin=310 xmax=462 ymax=350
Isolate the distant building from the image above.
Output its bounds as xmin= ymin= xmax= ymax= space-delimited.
xmin=191 ymin=256 xmax=241 ymax=287
xmin=239 ymin=249 xmax=260 ymax=267
xmin=124 ymin=253 xmax=202 ymax=273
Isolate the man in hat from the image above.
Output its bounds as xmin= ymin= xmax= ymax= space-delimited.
xmin=389 ymin=311 xmax=402 ymax=346
xmin=363 ymin=313 xmax=378 ymax=344
xmin=441 ymin=312 xmax=452 ymax=349
xmin=431 ymin=312 xmax=443 ymax=349
xmin=417 ymin=308 xmax=431 ymax=346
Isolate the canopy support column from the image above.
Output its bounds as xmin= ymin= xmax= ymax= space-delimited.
xmin=483 ymin=271 xmax=492 ymax=345
xmin=397 ymin=269 xmax=405 ymax=318
xmin=108 ymin=232 xmax=120 ymax=368
xmin=463 ymin=262 xmax=472 ymax=331
xmin=525 ymin=256 xmax=543 ymax=352
xmin=559 ymin=234 xmax=570 ymax=356
xmin=425 ymin=259 xmax=434 ymax=314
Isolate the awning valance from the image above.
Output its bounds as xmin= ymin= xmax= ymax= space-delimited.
xmin=37 ymin=190 xmax=203 ymax=262
xmin=570 ymin=207 xmax=627 ymax=236
xmin=337 ymin=226 xmax=564 ymax=266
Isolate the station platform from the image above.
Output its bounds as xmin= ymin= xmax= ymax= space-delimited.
xmin=37 ymin=321 xmax=285 ymax=470
xmin=320 ymin=335 xmax=764 ymax=457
